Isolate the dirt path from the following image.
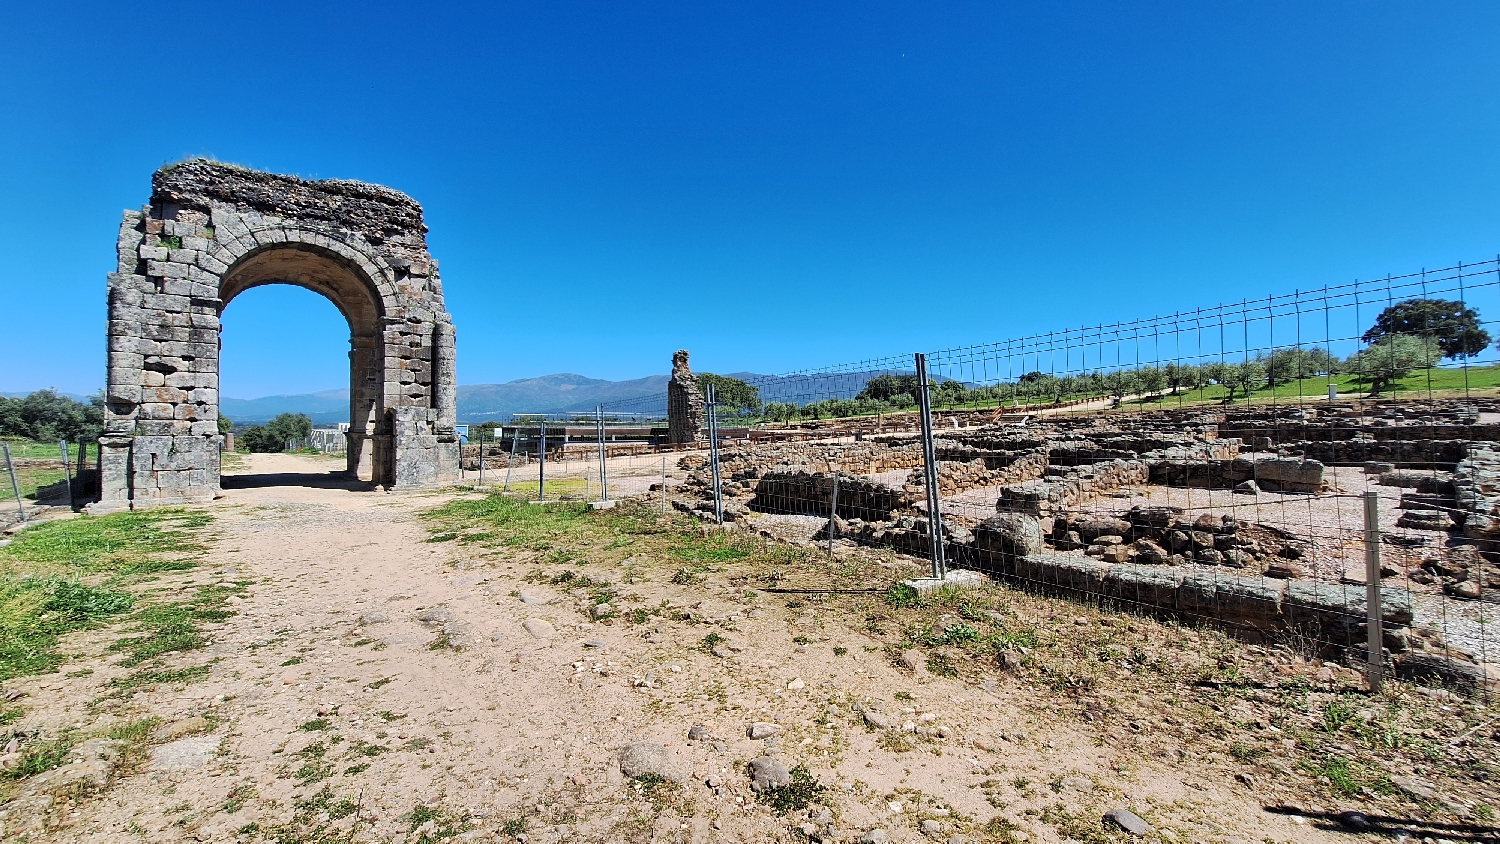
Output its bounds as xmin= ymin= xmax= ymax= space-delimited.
xmin=11 ymin=454 xmax=1392 ymax=843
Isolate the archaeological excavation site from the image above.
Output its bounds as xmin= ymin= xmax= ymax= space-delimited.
xmin=666 ymin=398 xmax=1499 ymax=696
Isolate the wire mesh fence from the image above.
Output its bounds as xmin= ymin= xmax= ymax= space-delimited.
xmin=468 ymin=258 xmax=1500 ymax=699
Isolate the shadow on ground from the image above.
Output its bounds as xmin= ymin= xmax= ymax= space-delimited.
xmin=1265 ymin=805 xmax=1500 ymax=841
xmin=221 ymin=472 xmax=375 ymax=492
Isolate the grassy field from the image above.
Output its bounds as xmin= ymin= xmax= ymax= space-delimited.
xmin=494 ymin=477 xmax=588 ymax=499
xmin=762 ymin=363 xmax=1500 ymax=424
xmin=0 ymin=465 xmax=67 ymax=503
xmin=1 ymin=440 xmax=99 ymax=503
xmin=0 ymin=508 xmax=245 ymax=800
xmin=1 ymin=441 xmax=70 ymax=460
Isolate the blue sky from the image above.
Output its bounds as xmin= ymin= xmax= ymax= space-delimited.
xmin=3 ymin=2 xmax=1499 ymax=398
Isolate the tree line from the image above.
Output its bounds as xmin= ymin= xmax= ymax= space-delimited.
xmin=753 ymin=297 xmax=1490 ymax=421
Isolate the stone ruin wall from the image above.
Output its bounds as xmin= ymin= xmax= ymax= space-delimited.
xmin=666 ymin=399 xmax=1500 ymax=689
xmin=666 ymin=350 xmax=705 ymax=444
xmin=97 ymin=160 xmax=459 ymax=509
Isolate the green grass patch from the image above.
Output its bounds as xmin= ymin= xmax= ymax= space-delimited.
xmin=501 ymin=477 xmax=587 ymax=499
xmin=670 ymin=532 xmax=751 ymax=566
xmin=0 ymin=465 xmax=67 ymax=503
xmin=106 ymin=581 xmax=240 ymax=667
xmin=405 ymin=804 xmax=472 ymax=842
xmin=756 ymin=765 xmax=827 ymax=813
xmin=108 ymin=664 xmax=210 ymax=693
xmin=2 ymin=732 xmax=76 ymax=780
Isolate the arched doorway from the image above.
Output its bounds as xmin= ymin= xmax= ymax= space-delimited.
xmin=95 ymin=160 xmax=460 ymax=510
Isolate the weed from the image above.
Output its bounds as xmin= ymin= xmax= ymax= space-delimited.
xmin=348 ymin=739 xmax=387 ymax=757
xmin=877 ymin=732 xmax=914 ymax=753
xmin=501 ymin=815 xmax=528 ymax=835
xmin=1301 ymin=756 xmax=1371 ymax=796
xmin=671 ymin=567 xmax=701 ymax=585
xmin=300 ymin=719 xmax=330 ymax=731
xmin=940 ymin=623 xmax=980 ymax=645
xmin=377 ymin=710 xmax=406 ymax=722
xmin=294 ymin=762 xmax=333 ymax=784
xmin=344 ymin=763 xmax=370 ymax=775
xmin=833 ymin=646 xmax=848 ymax=656
xmin=757 ymin=765 xmax=827 ymax=813
xmin=632 ymin=772 xmax=680 ymax=802
xmin=925 ymin=652 xmax=959 ymax=678
xmin=404 ymin=803 xmax=471 ymax=842
xmin=108 ymin=664 xmax=209 ymax=694
xmin=108 ymin=716 xmax=160 ymax=746
xmin=885 ymin=583 xmax=919 ymax=608
xmin=700 ymin=632 xmax=724 ymax=654
xmin=894 ymin=691 xmax=912 ymax=701
xmin=223 ymin=784 xmax=254 ymax=813
xmin=367 ymin=677 xmax=394 ymax=690
xmin=3 ymin=732 xmax=76 ymax=779
xmin=1229 ymin=742 xmax=1263 ymax=762
xmin=0 ymin=705 xmax=21 ymax=725
xmin=1321 ymin=698 xmax=1357 ymax=733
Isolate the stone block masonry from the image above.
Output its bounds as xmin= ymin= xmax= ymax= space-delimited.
xmin=667 ymin=350 xmax=705 ymax=444
xmin=94 ymin=159 xmax=460 ymax=510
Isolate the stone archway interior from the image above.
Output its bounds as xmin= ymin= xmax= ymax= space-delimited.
xmin=95 ymin=160 xmax=459 ymax=510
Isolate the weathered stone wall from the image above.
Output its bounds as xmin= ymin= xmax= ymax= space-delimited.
xmin=748 ymin=470 xmax=914 ymax=520
xmin=666 ymin=350 xmax=705 ymax=444
xmin=1147 ymin=456 xmax=1327 ymax=493
xmin=96 ymin=160 xmax=459 ymax=509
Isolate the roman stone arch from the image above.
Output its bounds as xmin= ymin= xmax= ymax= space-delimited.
xmin=95 ymin=160 xmax=459 ymax=510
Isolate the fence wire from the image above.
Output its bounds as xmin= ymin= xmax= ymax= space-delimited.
xmin=472 ymin=258 xmax=1500 ymax=698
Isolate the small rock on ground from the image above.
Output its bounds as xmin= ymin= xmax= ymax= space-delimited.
xmin=616 ymin=741 xmax=683 ymax=782
xmin=748 ymin=722 xmax=781 ymax=739
xmin=749 ymin=756 xmax=791 ymax=791
xmin=522 ymin=618 xmax=556 ymax=639
xmin=1103 ymin=807 xmax=1151 ymax=835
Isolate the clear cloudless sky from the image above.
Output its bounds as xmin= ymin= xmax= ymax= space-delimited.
xmin=3 ymin=1 xmax=1499 ymax=398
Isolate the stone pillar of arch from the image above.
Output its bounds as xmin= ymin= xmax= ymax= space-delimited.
xmin=94 ymin=159 xmax=460 ymax=510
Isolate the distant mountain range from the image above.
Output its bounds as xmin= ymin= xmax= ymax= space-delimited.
xmin=9 ymin=368 xmax=923 ymax=426
xmin=215 ymin=368 xmax=919 ymax=425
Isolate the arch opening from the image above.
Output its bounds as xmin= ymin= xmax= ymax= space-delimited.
xmin=218 ymin=244 xmax=389 ymax=483
xmin=218 ymin=283 xmax=370 ymax=490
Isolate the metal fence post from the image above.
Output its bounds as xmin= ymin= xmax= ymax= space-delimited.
xmin=477 ymin=429 xmax=486 ymax=488
xmin=504 ymin=427 xmax=519 ymax=492
xmin=916 ymin=353 xmax=947 ymax=580
xmin=707 ymin=384 xmax=723 ymax=524
xmin=538 ymin=421 xmax=547 ymax=502
xmin=828 ymin=470 xmax=839 ymax=557
xmin=4 ymin=444 xmax=25 ymax=523
xmin=59 ymin=440 xmax=75 ymax=509
xmin=661 ymin=457 xmax=668 ymax=514
xmin=1364 ymin=490 xmax=1384 ymax=693
xmin=596 ymin=405 xmax=609 ymax=503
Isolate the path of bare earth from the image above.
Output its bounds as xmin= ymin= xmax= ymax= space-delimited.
xmin=18 ymin=453 xmax=1365 ymax=843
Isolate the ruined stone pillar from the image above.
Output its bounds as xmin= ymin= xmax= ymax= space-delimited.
xmin=667 ymin=349 xmax=705 ymax=444
xmin=348 ymin=335 xmax=377 ymax=480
